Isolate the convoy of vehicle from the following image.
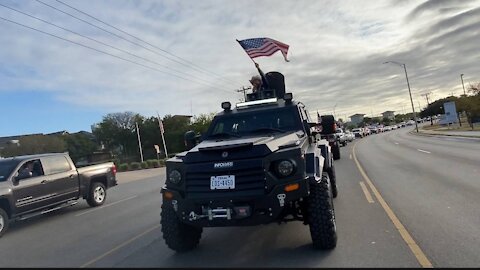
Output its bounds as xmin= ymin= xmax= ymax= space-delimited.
xmin=0 ymin=153 xmax=117 ymax=237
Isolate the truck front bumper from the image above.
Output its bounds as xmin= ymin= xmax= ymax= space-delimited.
xmin=161 ymin=179 xmax=309 ymax=227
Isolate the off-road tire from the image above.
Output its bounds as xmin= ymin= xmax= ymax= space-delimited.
xmin=0 ymin=208 xmax=9 ymax=238
xmin=307 ymin=173 xmax=337 ymax=250
xmin=332 ymin=144 xmax=341 ymax=160
xmin=326 ymin=164 xmax=338 ymax=198
xmin=87 ymin=182 xmax=107 ymax=207
xmin=161 ymin=203 xmax=202 ymax=252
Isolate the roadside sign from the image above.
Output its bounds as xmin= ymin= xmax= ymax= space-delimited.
xmin=154 ymin=144 xmax=160 ymax=154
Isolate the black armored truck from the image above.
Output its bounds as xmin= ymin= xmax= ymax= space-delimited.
xmin=161 ymin=72 xmax=339 ymax=251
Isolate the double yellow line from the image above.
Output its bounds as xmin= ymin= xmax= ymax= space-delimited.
xmin=352 ymin=142 xmax=433 ymax=268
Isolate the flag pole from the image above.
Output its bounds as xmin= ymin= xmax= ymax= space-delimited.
xmin=157 ymin=111 xmax=169 ymax=158
xmin=135 ymin=121 xmax=144 ymax=162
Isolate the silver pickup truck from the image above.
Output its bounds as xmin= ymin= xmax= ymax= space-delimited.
xmin=0 ymin=152 xmax=117 ymax=237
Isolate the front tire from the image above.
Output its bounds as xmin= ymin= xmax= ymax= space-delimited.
xmin=326 ymin=165 xmax=338 ymax=198
xmin=0 ymin=208 xmax=9 ymax=238
xmin=87 ymin=182 xmax=107 ymax=207
xmin=161 ymin=203 xmax=202 ymax=252
xmin=307 ymin=173 xmax=337 ymax=250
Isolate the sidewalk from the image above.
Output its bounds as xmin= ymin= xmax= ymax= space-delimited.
xmin=416 ymin=129 xmax=480 ymax=138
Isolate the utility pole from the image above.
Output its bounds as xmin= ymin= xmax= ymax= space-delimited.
xmin=422 ymin=92 xmax=434 ymax=126
xmin=157 ymin=111 xmax=168 ymax=158
xmin=421 ymin=92 xmax=432 ymax=105
xmin=461 ymin=74 xmax=466 ymax=96
xmin=135 ymin=122 xmax=144 ymax=163
xmin=236 ymin=86 xmax=252 ymax=101
xmin=383 ymin=61 xmax=419 ymax=132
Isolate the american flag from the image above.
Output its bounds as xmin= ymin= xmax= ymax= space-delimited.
xmin=237 ymin=38 xmax=289 ymax=62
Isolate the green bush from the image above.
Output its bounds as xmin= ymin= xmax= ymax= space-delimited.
xmin=159 ymin=158 xmax=166 ymax=167
xmin=130 ymin=162 xmax=141 ymax=170
xmin=118 ymin=163 xmax=129 ymax=172
xmin=147 ymin=159 xmax=160 ymax=168
xmin=141 ymin=161 xmax=149 ymax=169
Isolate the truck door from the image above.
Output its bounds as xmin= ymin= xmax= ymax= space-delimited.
xmin=41 ymin=155 xmax=79 ymax=204
xmin=11 ymin=159 xmax=50 ymax=214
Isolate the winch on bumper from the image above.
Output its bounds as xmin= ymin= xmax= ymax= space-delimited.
xmin=161 ymin=179 xmax=309 ymax=227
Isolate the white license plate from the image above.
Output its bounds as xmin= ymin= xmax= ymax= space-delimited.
xmin=210 ymin=175 xmax=235 ymax=190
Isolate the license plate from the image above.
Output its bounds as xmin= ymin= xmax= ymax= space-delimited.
xmin=210 ymin=175 xmax=235 ymax=190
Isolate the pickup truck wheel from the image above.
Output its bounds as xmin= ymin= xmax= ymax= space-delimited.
xmin=332 ymin=145 xmax=341 ymax=160
xmin=307 ymin=173 xmax=337 ymax=250
xmin=0 ymin=208 xmax=9 ymax=238
xmin=161 ymin=203 xmax=202 ymax=252
xmin=327 ymin=165 xmax=338 ymax=198
xmin=87 ymin=182 xmax=107 ymax=207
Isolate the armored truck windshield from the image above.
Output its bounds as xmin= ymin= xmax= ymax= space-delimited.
xmin=207 ymin=106 xmax=303 ymax=138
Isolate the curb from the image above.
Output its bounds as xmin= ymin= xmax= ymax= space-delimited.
xmin=409 ymin=130 xmax=480 ymax=139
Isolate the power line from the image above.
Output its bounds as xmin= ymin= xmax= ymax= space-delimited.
xmin=0 ymin=16 xmax=233 ymax=93
xmin=55 ymin=0 xmax=242 ymax=86
xmin=35 ymin=0 xmax=240 ymax=87
xmin=0 ymin=3 xmax=223 ymax=88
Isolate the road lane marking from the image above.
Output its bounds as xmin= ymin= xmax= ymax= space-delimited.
xmin=81 ymin=224 xmax=160 ymax=268
xmin=350 ymin=154 xmax=353 ymax=160
xmin=352 ymin=142 xmax=433 ymax=268
xmin=394 ymin=142 xmax=399 ymax=145
xmin=359 ymin=181 xmax=375 ymax=203
xmin=417 ymin=149 xmax=431 ymax=154
xmin=75 ymin=195 xmax=138 ymax=217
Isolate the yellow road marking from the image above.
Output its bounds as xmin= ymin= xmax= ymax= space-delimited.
xmin=359 ymin=181 xmax=374 ymax=203
xmin=352 ymin=142 xmax=433 ymax=268
xmin=80 ymin=224 xmax=160 ymax=268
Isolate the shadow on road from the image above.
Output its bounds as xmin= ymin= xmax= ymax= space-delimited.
xmin=116 ymin=223 xmax=333 ymax=268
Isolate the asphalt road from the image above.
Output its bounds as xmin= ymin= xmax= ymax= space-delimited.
xmin=0 ymin=127 xmax=478 ymax=267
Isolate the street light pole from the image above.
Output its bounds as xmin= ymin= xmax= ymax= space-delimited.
xmin=383 ymin=61 xmax=419 ymax=132
xmin=460 ymin=74 xmax=466 ymax=96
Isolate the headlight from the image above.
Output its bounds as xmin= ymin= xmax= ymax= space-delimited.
xmin=276 ymin=160 xmax=294 ymax=177
xmin=168 ymin=170 xmax=182 ymax=184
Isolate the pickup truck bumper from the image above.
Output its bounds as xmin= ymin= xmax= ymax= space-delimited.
xmin=161 ymin=179 xmax=309 ymax=227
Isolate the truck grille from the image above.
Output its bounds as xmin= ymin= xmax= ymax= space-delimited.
xmin=185 ymin=162 xmax=266 ymax=199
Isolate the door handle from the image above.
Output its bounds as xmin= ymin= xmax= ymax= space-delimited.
xmin=69 ymin=174 xmax=74 ymax=179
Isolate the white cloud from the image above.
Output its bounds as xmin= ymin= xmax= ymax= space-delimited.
xmin=1 ymin=0 xmax=479 ymax=124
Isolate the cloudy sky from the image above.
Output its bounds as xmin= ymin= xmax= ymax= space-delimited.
xmin=1 ymin=0 xmax=479 ymax=136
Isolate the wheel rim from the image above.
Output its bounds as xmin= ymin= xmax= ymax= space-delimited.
xmin=0 ymin=215 xmax=4 ymax=232
xmin=93 ymin=186 xmax=105 ymax=203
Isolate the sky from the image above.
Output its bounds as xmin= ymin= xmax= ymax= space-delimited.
xmin=1 ymin=0 xmax=479 ymax=137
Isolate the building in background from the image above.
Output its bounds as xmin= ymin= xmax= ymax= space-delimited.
xmin=381 ymin=111 xmax=395 ymax=121
xmin=349 ymin=114 xmax=366 ymax=126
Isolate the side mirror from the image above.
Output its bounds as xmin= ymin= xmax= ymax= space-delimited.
xmin=184 ymin=130 xmax=198 ymax=151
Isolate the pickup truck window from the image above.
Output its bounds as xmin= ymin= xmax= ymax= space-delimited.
xmin=42 ymin=156 xmax=72 ymax=175
xmin=17 ymin=159 xmax=45 ymax=180
xmin=0 ymin=160 xmax=19 ymax=182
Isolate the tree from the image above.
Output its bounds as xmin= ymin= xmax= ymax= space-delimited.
xmin=92 ymin=112 xmax=143 ymax=162
xmin=468 ymin=82 xmax=480 ymax=95
xmin=0 ymin=135 xmax=66 ymax=157
xmin=190 ymin=113 xmax=216 ymax=135
xmin=162 ymin=115 xmax=193 ymax=155
xmin=64 ymin=133 xmax=99 ymax=163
